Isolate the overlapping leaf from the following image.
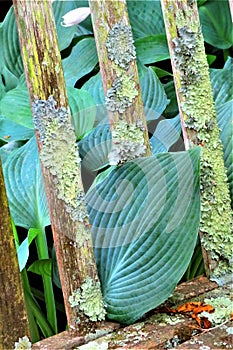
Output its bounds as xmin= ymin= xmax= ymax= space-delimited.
xmin=0 ymin=116 xmax=34 ymax=142
xmin=2 ymin=137 xmax=50 ymax=229
xmin=150 ymin=115 xmax=182 ymax=154
xmin=135 ymin=35 xmax=169 ymax=64
xmin=63 ymin=38 xmax=98 ymax=87
xmin=0 ymin=7 xmax=23 ymax=78
xmin=67 ymin=87 xmax=96 ymax=139
xmin=0 ymin=86 xmax=33 ymax=129
xmin=127 ymin=0 xmax=165 ymax=39
xmin=199 ymin=0 xmax=233 ymax=49
xmin=86 ymin=148 xmax=200 ymax=323
xmin=210 ymin=58 xmax=233 ymax=206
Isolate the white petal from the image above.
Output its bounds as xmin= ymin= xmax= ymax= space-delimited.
xmin=61 ymin=7 xmax=90 ymax=27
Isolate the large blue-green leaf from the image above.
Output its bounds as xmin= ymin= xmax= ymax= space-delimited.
xmin=127 ymin=0 xmax=165 ymax=39
xmin=86 ymin=148 xmax=200 ymax=323
xmin=0 ymin=86 xmax=33 ymax=129
xmin=2 ymin=137 xmax=50 ymax=229
xmin=63 ymin=38 xmax=98 ymax=87
xmin=0 ymin=7 xmax=23 ymax=78
xmin=210 ymin=57 xmax=233 ymax=106
xmin=199 ymin=0 xmax=233 ymax=49
xmin=67 ymin=87 xmax=96 ymax=139
xmin=0 ymin=116 xmax=34 ymax=142
xmin=216 ymin=101 xmax=233 ymax=205
xmin=151 ymin=115 xmax=182 ymax=154
xmin=210 ymin=57 xmax=233 ymax=205
xmin=135 ymin=35 xmax=170 ymax=64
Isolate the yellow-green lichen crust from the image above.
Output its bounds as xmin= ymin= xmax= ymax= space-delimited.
xmin=108 ymin=120 xmax=146 ymax=164
xmin=32 ymin=96 xmax=89 ymax=224
xmin=170 ymin=5 xmax=233 ymax=279
xmin=69 ymin=276 xmax=106 ymax=321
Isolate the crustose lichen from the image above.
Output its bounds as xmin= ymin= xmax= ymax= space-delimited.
xmin=105 ymin=74 xmax=138 ymax=114
xmin=108 ymin=120 xmax=146 ymax=165
xmin=69 ymin=276 xmax=106 ymax=322
xmin=106 ymin=21 xmax=136 ymax=70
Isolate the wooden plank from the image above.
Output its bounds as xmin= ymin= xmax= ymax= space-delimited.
xmin=13 ymin=0 xmax=105 ymax=334
xmin=0 ymin=160 xmax=30 ymax=349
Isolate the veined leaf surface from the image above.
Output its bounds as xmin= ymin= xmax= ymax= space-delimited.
xmin=86 ymin=148 xmax=200 ymax=323
xmin=2 ymin=137 xmax=50 ymax=229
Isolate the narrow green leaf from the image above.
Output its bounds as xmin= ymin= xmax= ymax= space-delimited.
xmin=28 ymin=259 xmax=52 ymax=278
xmin=17 ymin=228 xmax=40 ymax=271
xmin=87 ymin=148 xmax=201 ymax=323
xmin=17 ymin=237 xmax=29 ymax=272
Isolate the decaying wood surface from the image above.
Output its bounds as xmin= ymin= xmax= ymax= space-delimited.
xmin=13 ymin=0 xmax=104 ymax=334
xmin=0 ymin=160 xmax=30 ymax=349
xmin=160 ymin=0 xmax=232 ymax=280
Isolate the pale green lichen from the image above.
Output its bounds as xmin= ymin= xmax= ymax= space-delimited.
xmin=199 ymin=297 xmax=233 ymax=326
xmin=108 ymin=120 xmax=146 ymax=164
xmin=172 ymin=10 xmax=233 ymax=279
xmin=69 ymin=276 xmax=106 ymax=321
xmin=32 ymin=97 xmax=89 ymax=224
xmin=105 ymin=74 xmax=138 ymax=113
xmin=14 ymin=336 xmax=32 ymax=350
xmin=106 ymin=21 xmax=136 ymax=70
xmin=150 ymin=313 xmax=185 ymax=326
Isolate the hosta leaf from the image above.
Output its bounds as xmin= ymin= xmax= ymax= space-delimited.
xmin=210 ymin=57 xmax=233 ymax=106
xmin=2 ymin=137 xmax=50 ymax=229
xmin=163 ymin=81 xmax=179 ymax=118
xmin=82 ymin=73 xmax=105 ymax=106
xmin=0 ymin=6 xmax=23 ymax=78
xmin=83 ymin=66 xmax=169 ymax=122
xmin=0 ymin=86 xmax=33 ymax=129
xmin=28 ymin=259 xmax=52 ymax=278
xmin=87 ymin=148 xmax=200 ymax=323
xmin=53 ymin=1 xmax=80 ymax=51
xmin=67 ymin=87 xmax=96 ymax=139
xmin=135 ymin=35 xmax=169 ymax=64
xmin=127 ymin=0 xmax=165 ymax=39
xmin=140 ymin=66 xmax=169 ymax=120
xmin=63 ymin=38 xmax=98 ymax=87
xmin=150 ymin=115 xmax=182 ymax=154
xmin=17 ymin=228 xmax=40 ymax=271
xmin=199 ymin=0 xmax=233 ymax=49
xmin=0 ymin=116 xmax=34 ymax=142
xmin=79 ymin=123 xmax=112 ymax=171
xmin=216 ymin=100 xmax=233 ymax=205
